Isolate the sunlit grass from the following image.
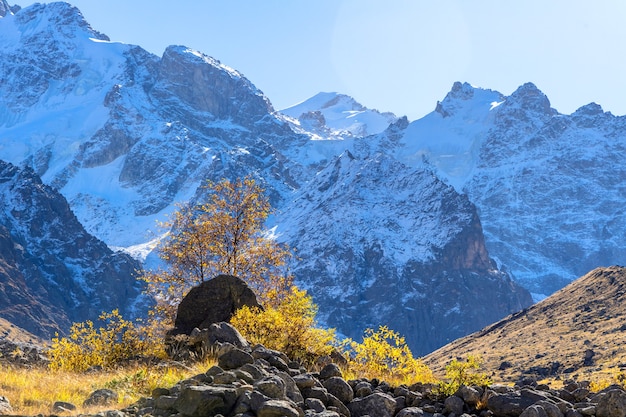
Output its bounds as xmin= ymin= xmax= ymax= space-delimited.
xmin=0 ymin=358 xmax=215 ymax=415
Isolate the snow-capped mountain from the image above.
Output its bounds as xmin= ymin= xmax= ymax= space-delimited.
xmin=0 ymin=2 xmax=538 ymax=352
xmin=280 ymin=92 xmax=398 ymax=139
xmin=276 ymin=151 xmax=530 ymax=353
xmin=384 ymin=81 xmax=626 ymax=297
xmin=0 ymin=160 xmax=142 ymax=338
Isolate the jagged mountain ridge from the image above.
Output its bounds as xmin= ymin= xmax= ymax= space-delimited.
xmin=387 ymin=82 xmax=626 ymax=296
xmin=0 ymin=160 xmax=142 ymax=338
xmin=0 ymin=2 xmax=533 ymax=352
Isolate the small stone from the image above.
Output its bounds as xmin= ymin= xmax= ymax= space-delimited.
xmin=319 ymin=363 xmax=342 ymax=380
xmin=444 ymin=395 xmax=465 ymax=415
xmin=254 ymin=375 xmax=286 ymax=399
xmin=154 ymin=395 xmax=178 ymax=410
xmin=397 ymin=407 xmax=425 ymax=417
xmin=306 ymin=397 xmax=326 ymax=412
xmin=597 ymin=390 xmax=626 ymax=417
xmin=257 ymin=399 xmax=301 ymax=417
xmin=52 ymin=401 xmax=76 ymax=413
xmin=323 ymin=376 xmax=354 ymax=404
xmin=347 ymin=392 xmax=396 ymax=417
xmin=218 ymin=347 xmax=254 ymax=370
xmin=83 ymin=389 xmax=119 ymax=407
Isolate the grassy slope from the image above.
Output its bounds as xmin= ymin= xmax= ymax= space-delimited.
xmin=423 ymin=266 xmax=626 ymax=384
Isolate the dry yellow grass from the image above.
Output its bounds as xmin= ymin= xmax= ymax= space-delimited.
xmin=0 ymin=359 xmax=215 ymax=415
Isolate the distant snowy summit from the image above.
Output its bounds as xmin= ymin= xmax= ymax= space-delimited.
xmin=281 ymin=92 xmax=398 ymax=139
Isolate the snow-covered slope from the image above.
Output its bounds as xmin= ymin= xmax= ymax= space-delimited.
xmin=281 ymin=92 xmax=398 ymax=139
xmin=0 ymin=3 xmax=536 ymax=352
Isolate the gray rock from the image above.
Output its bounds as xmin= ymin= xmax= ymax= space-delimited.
xmin=348 ymin=391 xmax=397 ymax=417
xmin=154 ymin=395 xmax=177 ymax=410
xmin=234 ymin=369 xmax=255 ymax=384
xmin=173 ymin=385 xmax=238 ymax=417
xmin=172 ymin=275 xmax=261 ymax=336
xmin=319 ymin=363 xmax=343 ymax=380
xmin=208 ymin=322 xmax=249 ymax=349
xmin=566 ymin=409 xmax=584 ymax=417
xmin=294 ymin=373 xmax=320 ymax=390
xmin=323 ymin=376 xmax=354 ymax=404
xmin=218 ymin=347 xmax=255 ymax=370
xmin=306 ymin=411 xmax=341 ymax=417
xmin=240 ymin=363 xmax=268 ymax=380
xmin=488 ymin=391 xmax=540 ymax=417
xmin=458 ymin=385 xmax=481 ymax=405
xmin=521 ymin=405 xmax=550 ymax=417
xmin=445 ymin=395 xmax=465 ymax=415
xmin=254 ymin=375 xmax=287 ymax=399
xmin=252 ymin=345 xmax=290 ymax=371
xmin=597 ymin=389 xmax=626 ymax=417
xmin=327 ymin=392 xmax=351 ymax=417
xmin=83 ymin=389 xmax=119 ymax=407
xmin=257 ymin=399 xmax=302 ymax=417
xmin=536 ymin=400 xmax=565 ymax=417
xmin=301 ymin=386 xmax=329 ymax=404
xmin=306 ymin=397 xmax=327 ymax=412
xmin=277 ymin=370 xmax=305 ymax=405
xmin=212 ymin=370 xmax=238 ymax=384
xmin=52 ymin=401 xmax=76 ymax=413
xmin=397 ymin=407 xmax=425 ymax=417
xmin=354 ymin=381 xmax=374 ymax=398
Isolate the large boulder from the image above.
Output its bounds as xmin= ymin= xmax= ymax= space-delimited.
xmin=172 ymin=275 xmax=261 ymax=335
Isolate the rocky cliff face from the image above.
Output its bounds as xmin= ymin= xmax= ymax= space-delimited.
xmin=0 ymin=160 xmax=142 ymax=338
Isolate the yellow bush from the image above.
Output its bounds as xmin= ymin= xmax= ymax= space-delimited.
xmin=438 ymin=354 xmax=491 ymax=396
xmin=342 ymin=325 xmax=436 ymax=386
xmin=49 ymin=310 xmax=166 ymax=372
xmin=230 ymin=286 xmax=336 ymax=365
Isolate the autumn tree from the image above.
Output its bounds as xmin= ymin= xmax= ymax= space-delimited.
xmin=142 ymin=176 xmax=293 ymax=322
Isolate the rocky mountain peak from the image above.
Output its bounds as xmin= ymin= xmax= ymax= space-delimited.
xmin=502 ymin=82 xmax=555 ymax=116
xmin=15 ymin=2 xmax=109 ymax=41
xmin=152 ymin=45 xmax=273 ymax=125
xmin=435 ymin=81 xmax=503 ymax=118
xmin=0 ymin=0 xmax=12 ymax=17
xmin=281 ymin=91 xmax=398 ymax=138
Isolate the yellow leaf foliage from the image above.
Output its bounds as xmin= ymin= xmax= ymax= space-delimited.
xmin=48 ymin=310 xmax=166 ymax=372
xmin=141 ymin=176 xmax=293 ymax=322
xmin=230 ymin=286 xmax=336 ymax=366
xmin=342 ymin=325 xmax=436 ymax=386
xmin=437 ymin=354 xmax=491 ymax=396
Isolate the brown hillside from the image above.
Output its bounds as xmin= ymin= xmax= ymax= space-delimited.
xmin=423 ymin=266 xmax=626 ymax=383
xmin=0 ymin=317 xmax=42 ymax=344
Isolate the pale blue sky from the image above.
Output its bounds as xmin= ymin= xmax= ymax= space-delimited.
xmin=22 ymin=1 xmax=626 ymax=120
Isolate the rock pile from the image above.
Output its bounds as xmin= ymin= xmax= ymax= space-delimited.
xmin=7 ymin=323 xmax=626 ymax=417
xmin=111 ymin=325 xmax=626 ymax=417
